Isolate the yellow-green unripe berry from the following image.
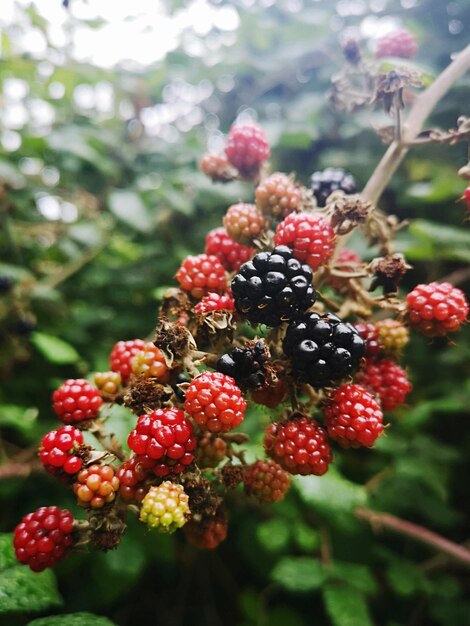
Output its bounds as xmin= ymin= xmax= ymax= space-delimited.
xmin=139 ymin=482 xmax=190 ymax=533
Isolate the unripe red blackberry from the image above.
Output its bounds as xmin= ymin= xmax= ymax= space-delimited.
xmin=39 ymin=425 xmax=84 ymax=478
xmin=406 ymin=282 xmax=468 ymax=337
xmin=116 ymin=457 xmax=149 ymax=503
xmin=224 ymin=123 xmax=270 ymax=179
xmin=274 ymin=212 xmax=336 ymax=271
xmin=52 ymin=379 xmax=103 ymax=424
xmin=375 ymin=29 xmax=418 ymax=59
xmin=140 ymin=482 xmax=190 ymax=533
xmin=199 ymin=153 xmax=237 ymax=182
xmin=175 ymin=254 xmax=227 ymax=299
xmin=184 ymin=508 xmax=228 ymax=549
xmin=223 ymin=203 xmax=266 ymax=246
xmin=128 ymin=407 xmax=196 ymax=477
xmin=110 ymin=338 xmax=146 ymax=383
xmin=354 ymin=322 xmax=382 ymax=358
xmin=328 ymin=248 xmax=362 ymax=291
xmin=264 ymin=416 xmax=332 ymax=476
xmin=184 ymin=371 xmax=246 ymax=433
xmin=205 ymin=227 xmax=254 ymax=272
xmin=356 ymin=358 xmax=411 ymax=412
xmin=244 ymin=459 xmax=291 ymax=503
xmin=251 ymin=378 xmax=288 ymax=408
xmin=375 ymin=319 xmax=409 ymax=357
xmin=216 ymin=340 xmax=268 ymax=389
xmin=255 ymin=172 xmax=301 ymax=220
xmin=196 ymin=432 xmax=227 ymax=468
xmin=195 ymin=291 xmax=235 ymax=314
xmin=73 ymin=464 xmax=120 ymax=508
xmin=14 ymin=506 xmax=75 ymax=572
xmin=310 ymin=168 xmax=356 ymax=207
xmin=231 ymin=245 xmax=316 ymax=327
xmin=324 ymin=383 xmax=384 ymax=448
xmin=94 ymin=371 xmax=122 ymax=397
xmin=283 ymin=312 xmax=365 ymax=388
xmin=131 ymin=343 xmax=170 ymax=382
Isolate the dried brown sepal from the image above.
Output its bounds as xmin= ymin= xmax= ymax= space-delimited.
xmin=328 ymin=193 xmax=373 ymax=235
xmin=154 ymin=317 xmax=197 ymax=368
xmin=181 ymin=470 xmax=222 ymax=519
xmin=89 ymin=508 xmax=127 ymax=552
xmin=160 ymin=287 xmax=192 ymax=321
xmin=368 ymin=253 xmax=411 ymax=296
xmin=124 ymin=376 xmax=173 ymax=415
xmin=219 ymin=463 xmax=245 ymax=490
xmin=373 ymin=68 xmax=423 ymax=115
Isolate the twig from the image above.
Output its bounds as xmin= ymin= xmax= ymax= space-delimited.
xmin=0 ymin=459 xmax=42 ymax=480
xmin=356 ymin=507 xmax=470 ymax=568
xmin=361 ymin=43 xmax=470 ymax=207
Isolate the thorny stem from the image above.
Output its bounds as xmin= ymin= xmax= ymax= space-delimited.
xmin=89 ymin=421 xmax=127 ymax=461
xmin=356 ymin=507 xmax=470 ymax=568
xmin=361 ymin=42 xmax=470 ymax=208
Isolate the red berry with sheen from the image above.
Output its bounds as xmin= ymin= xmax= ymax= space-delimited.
xmin=375 ymin=29 xmax=418 ymax=59
xmin=175 ymin=254 xmax=227 ymax=300
xmin=324 ymin=384 xmax=384 ymax=448
xmin=184 ymin=371 xmax=246 ymax=433
xmin=195 ymin=292 xmax=235 ymax=315
xmin=73 ymin=464 xmax=120 ymax=509
xmin=244 ymin=459 xmax=291 ymax=503
xmin=116 ymin=457 xmax=149 ymax=503
xmin=128 ymin=407 xmax=196 ymax=477
xmin=52 ymin=379 xmax=102 ymax=424
xmin=224 ymin=123 xmax=270 ymax=178
xmin=39 ymin=425 xmax=84 ymax=477
xmin=13 ymin=506 xmax=74 ymax=572
xmin=274 ymin=212 xmax=336 ymax=271
xmin=406 ymin=282 xmax=468 ymax=336
xmin=264 ymin=417 xmax=332 ymax=476
xmin=328 ymin=248 xmax=362 ymax=291
xmin=110 ymin=339 xmax=146 ymax=383
xmin=356 ymin=358 xmax=411 ymax=411
xmin=184 ymin=509 xmax=228 ymax=549
xmin=205 ymin=227 xmax=254 ymax=272
xmin=355 ymin=322 xmax=382 ymax=358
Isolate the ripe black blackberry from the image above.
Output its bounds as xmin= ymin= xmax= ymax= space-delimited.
xmin=310 ymin=168 xmax=356 ymax=207
xmin=216 ymin=340 xmax=268 ymax=389
xmin=231 ymin=246 xmax=316 ymax=327
xmin=283 ymin=312 xmax=365 ymax=387
xmin=0 ymin=275 xmax=14 ymax=294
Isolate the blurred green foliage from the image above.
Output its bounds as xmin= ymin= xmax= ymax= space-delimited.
xmin=1 ymin=1 xmax=469 ymax=625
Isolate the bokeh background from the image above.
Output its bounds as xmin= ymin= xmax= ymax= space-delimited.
xmin=1 ymin=1 xmax=469 ymax=625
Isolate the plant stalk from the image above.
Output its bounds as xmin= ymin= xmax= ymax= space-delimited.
xmin=356 ymin=506 xmax=470 ymax=568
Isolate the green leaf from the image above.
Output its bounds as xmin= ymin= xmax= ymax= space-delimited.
xmin=30 ymin=332 xmax=80 ymax=364
xmin=0 ymin=534 xmax=62 ymax=614
xmin=28 ymin=613 xmax=117 ymax=626
xmin=323 ymin=583 xmax=374 ymax=626
xmin=294 ymin=468 xmax=367 ymax=529
xmin=0 ymin=404 xmax=38 ymax=434
xmin=329 ymin=562 xmax=377 ymax=594
xmin=386 ymin=560 xmax=429 ymax=596
xmin=257 ymin=518 xmax=290 ymax=553
xmin=271 ymin=557 xmax=326 ymax=592
xmin=108 ymin=190 xmax=152 ymax=233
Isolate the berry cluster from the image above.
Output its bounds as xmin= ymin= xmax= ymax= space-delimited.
xmin=13 ymin=117 xmax=469 ymax=572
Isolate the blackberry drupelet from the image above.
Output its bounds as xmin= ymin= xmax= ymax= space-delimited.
xmin=310 ymin=167 xmax=356 ymax=207
xmin=283 ymin=312 xmax=365 ymax=387
xmin=231 ymin=245 xmax=316 ymax=327
xmin=216 ymin=340 xmax=268 ymax=389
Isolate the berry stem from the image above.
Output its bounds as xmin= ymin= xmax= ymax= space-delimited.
xmin=356 ymin=506 xmax=470 ymax=568
xmin=89 ymin=422 xmax=127 ymax=461
xmin=361 ymin=42 xmax=470 ymax=207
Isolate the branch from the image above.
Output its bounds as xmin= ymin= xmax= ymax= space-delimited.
xmin=356 ymin=507 xmax=470 ymax=568
xmin=361 ymin=43 xmax=470 ymax=206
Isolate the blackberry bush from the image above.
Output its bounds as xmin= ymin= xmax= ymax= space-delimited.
xmin=10 ymin=49 xmax=470 ymax=577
